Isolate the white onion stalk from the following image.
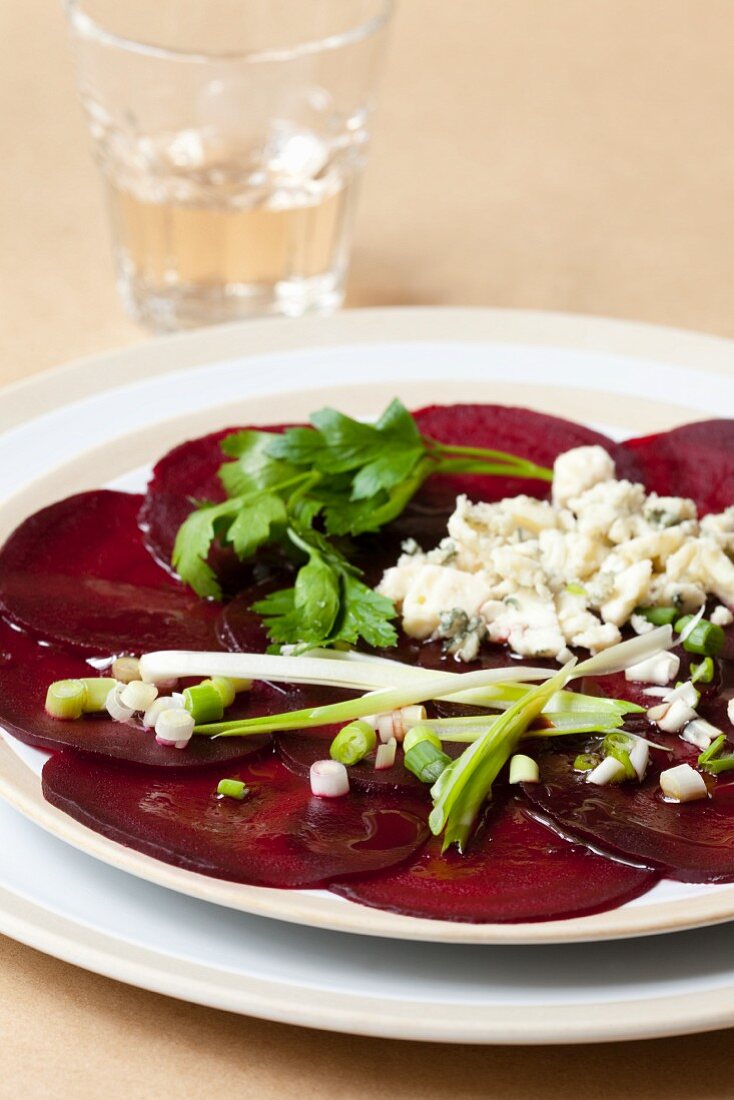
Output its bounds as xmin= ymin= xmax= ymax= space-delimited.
xmin=649 ymin=698 xmax=698 ymax=733
xmin=574 ymin=625 xmax=674 ymax=678
xmin=309 ymin=760 xmax=349 ymax=798
xmin=661 ymin=680 xmax=699 ymax=708
xmin=120 ymin=680 xmax=158 ymax=712
xmin=624 ymin=652 xmax=680 ymax=686
xmin=681 ymin=718 xmax=721 ymax=751
xmin=374 ymin=739 xmax=398 ymax=770
xmin=660 ymin=763 xmax=708 ymax=802
xmin=629 ymin=739 xmax=649 ymax=781
xmin=586 ymin=756 xmax=626 ymax=786
xmin=508 ymin=754 xmax=539 ymax=784
xmin=105 ymin=684 xmax=135 ymax=723
xmin=142 ymin=694 xmax=183 ymax=730
xmin=154 ymin=708 xmax=194 ymax=749
xmin=368 ymin=705 xmax=427 ymax=744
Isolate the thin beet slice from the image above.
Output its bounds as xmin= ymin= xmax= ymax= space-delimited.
xmin=0 ymin=491 xmax=221 ymax=655
xmin=0 ymin=620 xmax=268 ymax=767
xmin=42 ymin=752 xmax=430 ymax=888
xmin=524 ymin=744 xmax=734 ymax=883
xmin=619 ymin=420 xmax=734 ymax=515
xmin=331 ymin=797 xmax=657 ymax=923
xmin=412 ymin=404 xmax=625 ymax=505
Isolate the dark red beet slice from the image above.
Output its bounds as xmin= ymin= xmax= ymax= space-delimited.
xmin=524 ymin=743 xmax=734 ymax=883
xmin=0 ymin=491 xmax=221 ymax=655
xmin=411 ymin=404 xmax=625 ymax=505
xmin=42 ymin=752 xmax=430 ymax=888
xmin=331 ymin=797 xmax=657 ymax=922
xmin=0 ymin=620 xmax=268 ymax=767
xmin=619 ymin=420 xmax=734 ymax=515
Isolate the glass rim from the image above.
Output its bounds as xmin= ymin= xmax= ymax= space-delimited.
xmin=63 ymin=0 xmax=394 ymax=64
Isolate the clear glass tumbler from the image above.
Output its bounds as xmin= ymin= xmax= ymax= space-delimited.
xmin=64 ymin=1 xmax=393 ymax=331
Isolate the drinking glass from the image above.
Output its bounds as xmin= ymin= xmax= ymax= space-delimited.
xmin=64 ymin=1 xmax=393 ymax=331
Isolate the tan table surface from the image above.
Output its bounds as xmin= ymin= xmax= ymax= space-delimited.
xmin=3 ymin=1 xmax=734 ymax=1095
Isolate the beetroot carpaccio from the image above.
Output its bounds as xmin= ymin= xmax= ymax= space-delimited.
xmin=2 ymin=403 xmax=734 ymax=924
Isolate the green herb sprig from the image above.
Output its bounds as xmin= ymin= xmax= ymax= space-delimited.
xmin=172 ymin=399 xmax=552 ymax=650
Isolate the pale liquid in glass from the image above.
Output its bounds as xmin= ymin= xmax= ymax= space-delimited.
xmin=97 ymin=118 xmax=362 ymax=329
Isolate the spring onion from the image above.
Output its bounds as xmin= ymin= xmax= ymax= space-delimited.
xmin=624 ymin=652 xmax=680 ymax=685
xmin=205 ymin=677 xmax=237 ymax=708
xmin=112 ymin=656 xmax=141 ymax=684
xmin=681 ymin=620 xmax=726 ymax=657
xmin=374 ymin=739 xmax=397 ymax=770
xmin=574 ymin=753 xmax=600 ymax=772
xmin=629 ymin=738 xmax=650 ymax=781
xmin=404 ymin=740 xmax=452 ymax=784
xmin=310 ymin=759 xmax=350 ymax=798
xmin=636 ymin=606 xmax=678 ymax=626
xmin=682 ymin=718 xmax=721 ymax=751
xmin=660 ymin=763 xmax=708 ymax=802
xmin=154 ymin=708 xmax=194 ymax=749
xmin=587 ymin=755 xmax=626 ymax=785
xmin=183 ymin=682 xmax=224 ymax=724
xmin=329 ymin=720 xmax=376 ymax=766
xmin=80 ymin=677 xmax=117 ymax=713
xmin=45 ymin=679 xmax=87 ymax=720
xmin=690 ymin=657 xmax=715 ymax=684
xmin=697 ymin=734 xmax=734 ymax=775
xmin=120 ymin=680 xmax=158 ymax=712
xmin=105 ymin=683 xmax=135 ymax=723
xmin=508 ymin=754 xmax=539 ymax=784
xmin=429 ymin=662 xmax=574 ymax=852
xmin=403 ymin=725 xmax=442 ymax=753
xmin=601 ymin=733 xmax=637 ymax=780
xmin=217 ymin=778 xmax=249 ymax=800
xmin=142 ymin=695 xmax=183 ymax=730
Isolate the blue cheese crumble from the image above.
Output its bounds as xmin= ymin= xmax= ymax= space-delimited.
xmin=378 ymin=445 xmax=734 ymax=660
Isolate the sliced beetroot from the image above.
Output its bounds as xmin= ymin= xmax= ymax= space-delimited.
xmin=524 ymin=744 xmax=734 ymax=883
xmin=0 ymin=491 xmax=221 ymax=655
xmin=619 ymin=420 xmax=734 ymax=515
xmin=42 ymin=751 xmax=430 ymax=888
xmin=412 ymin=404 xmax=625 ymax=505
xmin=331 ymin=797 xmax=657 ymax=922
xmin=0 ymin=620 xmax=268 ymax=767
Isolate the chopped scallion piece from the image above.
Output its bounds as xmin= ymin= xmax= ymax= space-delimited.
xmin=183 ymin=682 xmax=225 ymax=724
xmin=112 ymin=656 xmax=141 ymax=684
xmin=80 ymin=677 xmax=118 ymax=713
xmin=45 ymin=679 xmax=86 ymax=720
xmin=508 ymin=754 xmax=539 ymax=783
xmin=698 ymin=734 xmax=727 ymax=766
xmin=404 ymin=740 xmax=452 ymax=784
xmin=637 ymin=606 xmax=678 ymax=626
xmin=681 ymin=620 xmax=726 ymax=657
xmin=690 ymin=657 xmax=715 ymax=684
xmin=403 ymin=724 xmax=442 ymax=753
xmin=329 ymin=720 xmax=377 ymax=766
xmin=217 ymin=778 xmax=249 ymax=800
xmin=206 ymin=677 xmax=237 ymax=708
xmin=573 ymin=753 xmax=601 ymax=772
xmin=699 ymin=754 xmax=734 ymax=775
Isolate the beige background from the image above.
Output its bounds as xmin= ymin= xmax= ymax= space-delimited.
xmin=3 ymin=0 xmax=734 ymax=1096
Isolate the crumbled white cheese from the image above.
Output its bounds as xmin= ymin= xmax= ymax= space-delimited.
xmin=552 ymin=446 xmax=616 ymax=508
xmin=711 ymin=604 xmax=734 ymax=627
xmin=378 ymin=444 xmax=734 ymax=661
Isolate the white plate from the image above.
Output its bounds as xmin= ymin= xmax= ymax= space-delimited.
xmin=3 ymin=307 xmax=734 ymax=1040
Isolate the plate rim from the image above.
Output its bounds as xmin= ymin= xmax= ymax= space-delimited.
xmin=3 ymin=331 xmax=734 ymax=946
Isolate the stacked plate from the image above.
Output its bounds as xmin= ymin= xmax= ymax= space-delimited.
xmin=3 ymin=308 xmax=734 ymax=1043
